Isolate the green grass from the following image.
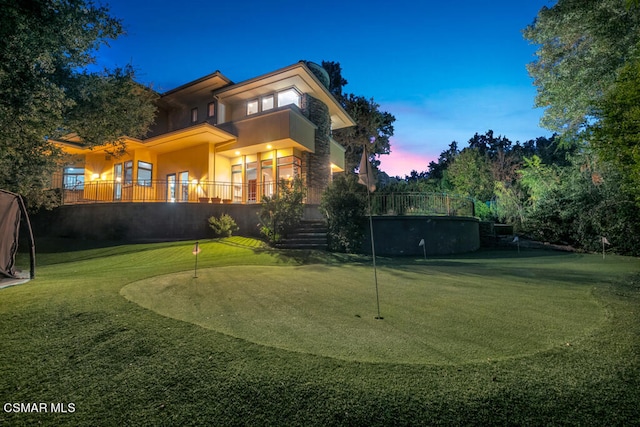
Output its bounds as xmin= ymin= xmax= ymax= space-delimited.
xmin=122 ymin=263 xmax=604 ymax=365
xmin=1 ymin=237 xmax=639 ymax=426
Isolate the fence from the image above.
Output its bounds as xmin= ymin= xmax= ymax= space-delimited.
xmin=58 ymin=182 xmax=473 ymax=217
xmin=369 ymin=192 xmax=474 ymax=217
xmin=60 ymin=180 xmax=324 ymax=205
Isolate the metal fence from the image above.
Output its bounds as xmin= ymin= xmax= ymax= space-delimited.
xmin=59 ymin=180 xmax=324 ymax=205
xmin=58 ymin=182 xmax=473 ymax=217
xmin=369 ymin=192 xmax=474 ymax=217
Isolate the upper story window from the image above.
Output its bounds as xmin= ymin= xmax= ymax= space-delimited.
xmin=191 ymin=107 xmax=198 ymax=123
xmin=247 ymin=100 xmax=259 ymax=115
xmin=277 ymin=88 xmax=300 ymax=108
xmin=261 ymin=95 xmax=274 ymax=111
xmin=207 ymin=102 xmax=215 ymax=117
xmin=246 ymin=88 xmax=301 ymax=116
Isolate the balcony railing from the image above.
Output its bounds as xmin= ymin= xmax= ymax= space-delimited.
xmin=59 ymin=180 xmax=324 ymax=205
xmin=58 ymin=182 xmax=474 ymax=217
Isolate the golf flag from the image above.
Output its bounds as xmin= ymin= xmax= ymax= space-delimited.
xmin=602 ymin=236 xmax=610 ymax=245
xmin=512 ymin=236 xmax=519 ymax=243
xmin=192 ymin=242 xmax=201 ymax=255
xmin=357 ymin=150 xmax=376 ymax=192
xmin=419 ymin=239 xmax=425 ymax=247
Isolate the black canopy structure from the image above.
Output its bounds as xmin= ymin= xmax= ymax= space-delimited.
xmin=0 ymin=189 xmax=35 ymax=281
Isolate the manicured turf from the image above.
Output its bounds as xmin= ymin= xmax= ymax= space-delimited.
xmin=122 ymin=263 xmax=604 ymax=365
xmin=1 ymin=237 xmax=639 ymax=426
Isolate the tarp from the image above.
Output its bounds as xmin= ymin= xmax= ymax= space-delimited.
xmin=0 ymin=190 xmax=21 ymax=278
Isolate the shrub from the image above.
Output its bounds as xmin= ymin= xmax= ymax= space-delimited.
xmin=208 ymin=213 xmax=239 ymax=237
xmin=258 ymin=178 xmax=306 ymax=244
xmin=321 ymin=174 xmax=367 ymax=253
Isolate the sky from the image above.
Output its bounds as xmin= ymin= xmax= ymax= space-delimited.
xmin=92 ymin=0 xmax=554 ymax=177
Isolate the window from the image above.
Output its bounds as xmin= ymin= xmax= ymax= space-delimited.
xmin=124 ymin=161 xmax=133 ymax=185
xmin=114 ymin=163 xmax=123 ymax=200
xmin=207 ymin=102 xmax=215 ymax=117
xmin=261 ymin=159 xmax=275 ymax=197
xmin=232 ymin=164 xmax=242 ymax=202
xmin=179 ymin=171 xmax=189 ymax=202
xmin=246 ymin=161 xmax=257 ymax=202
xmin=247 ymin=100 xmax=259 ymax=115
xmin=137 ymin=161 xmax=153 ymax=186
xmin=261 ymin=95 xmax=274 ymax=111
xmin=191 ymin=107 xmax=198 ymax=123
xmin=277 ymin=156 xmax=301 ymax=181
xmin=63 ymin=167 xmax=84 ymax=190
xmin=277 ymin=88 xmax=300 ymax=108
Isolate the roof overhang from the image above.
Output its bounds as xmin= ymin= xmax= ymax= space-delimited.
xmin=53 ymin=123 xmax=237 ymax=155
xmin=159 ymin=71 xmax=233 ymax=108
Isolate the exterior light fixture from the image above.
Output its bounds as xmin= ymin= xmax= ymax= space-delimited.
xmin=266 ymin=144 xmax=272 ymax=150
xmin=91 ymin=173 xmax=99 ymax=180
xmin=235 ymin=151 xmax=241 ymax=155
xmin=191 ymin=179 xmax=198 ymax=185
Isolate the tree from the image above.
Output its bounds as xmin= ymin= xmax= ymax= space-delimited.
xmin=447 ymin=148 xmax=494 ymax=202
xmin=321 ymin=61 xmax=395 ymax=173
xmin=589 ymin=57 xmax=640 ymax=205
xmin=0 ymin=0 xmax=157 ymax=208
xmin=523 ymin=0 xmax=640 ymax=137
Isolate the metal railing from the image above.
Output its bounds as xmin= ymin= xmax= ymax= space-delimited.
xmin=59 ymin=180 xmax=324 ymax=205
xmin=369 ymin=192 xmax=474 ymax=217
xmin=58 ymin=182 xmax=473 ymax=217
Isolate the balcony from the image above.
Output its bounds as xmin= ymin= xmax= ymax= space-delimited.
xmin=59 ymin=180 xmax=324 ymax=205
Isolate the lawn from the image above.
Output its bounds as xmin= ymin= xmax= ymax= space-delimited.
xmin=1 ymin=237 xmax=639 ymax=426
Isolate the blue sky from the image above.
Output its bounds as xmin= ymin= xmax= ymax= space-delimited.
xmin=93 ymin=0 xmax=554 ymax=177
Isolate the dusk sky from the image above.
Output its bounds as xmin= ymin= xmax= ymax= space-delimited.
xmin=93 ymin=0 xmax=554 ymax=177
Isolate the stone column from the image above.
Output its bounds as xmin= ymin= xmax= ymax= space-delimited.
xmin=302 ymin=93 xmax=331 ymax=195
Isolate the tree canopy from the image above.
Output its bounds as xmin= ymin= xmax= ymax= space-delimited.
xmin=523 ymin=0 xmax=640 ymax=136
xmin=321 ymin=61 xmax=395 ymax=173
xmin=0 ymin=0 xmax=157 ymax=208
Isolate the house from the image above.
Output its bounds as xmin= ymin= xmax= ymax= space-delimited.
xmin=53 ymin=61 xmax=354 ymax=206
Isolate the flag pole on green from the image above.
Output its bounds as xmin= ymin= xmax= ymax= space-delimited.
xmin=192 ymin=241 xmax=201 ymax=278
xmin=358 ymin=142 xmax=382 ymax=320
xmin=601 ymin=236 xmax=610 ymax=259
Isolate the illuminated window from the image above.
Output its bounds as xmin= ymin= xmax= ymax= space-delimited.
xmin=124 ymin=161 xmax=133 ymax=185
xmin=207 ymin=102 xmax=215 ymax=117
xmin=63 ymin=167 xmax=84 ymax=190
xmin=277 ymin=156 xmax=301 ymax=181
xmin=247 ymin=100 xmax=259 ymax=115
xmin=137 ymin=161 xmax=153 ymax=186
xmin=262 ymin=95 xmax=274 ymax=111
xmin=191 ymin=107 xmax=198 ymax=123
xmin=277 ymin=88 xmax=300 ymax=108
xmin=232 ymin=164 xmax=242 ymax=202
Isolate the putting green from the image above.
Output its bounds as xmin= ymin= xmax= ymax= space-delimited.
xmin=121 ymin=263 xmax=604 ymax=364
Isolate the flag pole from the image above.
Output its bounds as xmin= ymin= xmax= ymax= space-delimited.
xmin=358 ymin=141 xmax=382 ymax=320
xmin=367 ymin=189 xmax=382 ymax=320
xmin=193 ymin=241 xmax=200 ymax=278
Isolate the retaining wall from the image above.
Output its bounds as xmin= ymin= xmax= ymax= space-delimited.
xmin=361 ymin=216 xmax=480 ymax=256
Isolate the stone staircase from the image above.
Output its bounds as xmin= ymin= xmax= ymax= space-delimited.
xmin=275 ymin=220 xmax=328 ymax=250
